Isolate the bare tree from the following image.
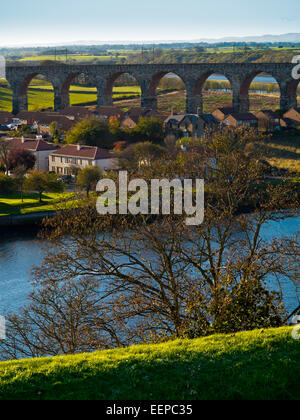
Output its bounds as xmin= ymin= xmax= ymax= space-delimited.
xmin=1 ymin=132 xmax=299 ymax=360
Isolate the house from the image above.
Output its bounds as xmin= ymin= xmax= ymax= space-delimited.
xmin=164 ymin=114 xmax=201 ymax=138
xmin=283 ymin=108 xmax=300 ymax=123
xmin=223 ymin=113 xmax=258 ymax=129
xmin=120 ymin=108 xmax=159 ymax=129
xmin=16 ymin=111 xmax=53 ymax=126
xmin=198 ymin=114 xmax=219 ymax=133
xmin=212 ymin=107 xmax=235 ymax=122
xmin=280 ymin=117 xmax=300 ymax=130
xmin=255 ymin=110 xmax=281 ymax=132
xmin=8 ymin=137 xmax=59 ymax=171
xmin=31 ymin=115 xmax=76 ymax=134
xmin=60 ymin=106 xmax=125 ymax=122
xmin=0 ymin=112 xmax=16 ymax=126
xmin=164 ymin=113 xmax=219 ymax=139
xmin=49 ymin=145 xmax=119 ymax=175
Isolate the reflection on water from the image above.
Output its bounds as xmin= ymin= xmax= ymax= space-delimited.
xmin=0 ymin=228 xmax=45 ymax=313
xmin=0 ymin=216 xmax=299 ymax=314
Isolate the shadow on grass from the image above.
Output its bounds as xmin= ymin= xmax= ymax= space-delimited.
xmin=0 ymin=332 xmax=299 ymax=400
xmin=0 ymin=193 xmax=58 ymax=216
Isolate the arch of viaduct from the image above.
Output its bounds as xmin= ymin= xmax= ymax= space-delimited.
xmin=5 ymin=62 xmax=298 ymax=115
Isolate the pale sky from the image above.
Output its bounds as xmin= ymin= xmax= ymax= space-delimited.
xmin=0 ymin=0 xmax=300 ymax=46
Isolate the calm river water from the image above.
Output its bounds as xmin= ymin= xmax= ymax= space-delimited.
xmin=0 ymin=215 xmax=299 ymax=315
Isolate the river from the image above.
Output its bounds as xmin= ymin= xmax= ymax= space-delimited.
xmin=168 ymin=74 xmax=277 ymax=84
xmin=0 ymin=215 xmax=299 ymax=315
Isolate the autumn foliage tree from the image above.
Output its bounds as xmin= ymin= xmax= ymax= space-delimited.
xmin=8 ymin=149 xmax=36 ymax=172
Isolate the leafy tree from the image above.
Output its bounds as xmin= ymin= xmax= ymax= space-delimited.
xmin=65 ymin=119 xmax=114 ymax=149
xmin=8 ymin=149 xmax=36 ymax=171
xmin=119 ymin=142 xmax=165 ymax=169
xmin=134 ymin=117 xmax=164 ymax=143
xmin=77 ymin=166 xmax=102 ymax=197
xmin=0 ymin=173 xmax=16 ymax=194
xmin=13 ymin=165 xmax=27 ymax=202
xmin=49 ymin=121 xmax=59 ymax=140
xmin=24 ymin=170 xmax=64 ymax=203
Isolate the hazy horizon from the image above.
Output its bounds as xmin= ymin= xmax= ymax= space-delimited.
xmin=0 ymin=0 xmax=300 ymax=47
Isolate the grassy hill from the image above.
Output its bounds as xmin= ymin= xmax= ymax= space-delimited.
xmin=0 ymin=327 xmax=299 ymax=400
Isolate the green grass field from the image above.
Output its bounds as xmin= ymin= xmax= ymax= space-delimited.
xmin=246 ymin=136 xmax=300 ymax=173
xmin=0 ymin=83 xmax=141 ymax=111
xmin=0 ymin=192 xmax=75 ymax=216
xmin=0 ymin=327 xmax=299 ymax=400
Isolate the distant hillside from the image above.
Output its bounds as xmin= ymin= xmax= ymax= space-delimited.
xmin=194 ymin=33 xmax=300 ymax=43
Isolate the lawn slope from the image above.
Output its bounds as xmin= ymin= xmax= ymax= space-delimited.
xmin=0 ymin=327 xmax=299 ymax=400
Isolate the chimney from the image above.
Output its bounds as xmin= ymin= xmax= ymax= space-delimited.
xmin=171 ymin=107 xmax=174 ymax=116
xmin=21 ymin=136 xmax=26 ymax=144
xmin=77 ymin=144 xmax=82 ymax=151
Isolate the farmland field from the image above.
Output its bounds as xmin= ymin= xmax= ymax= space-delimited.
xmin=19 ymin=54 xmax=128 ymax=63
xmin=0 ymin=83 xmax=141 ymax=112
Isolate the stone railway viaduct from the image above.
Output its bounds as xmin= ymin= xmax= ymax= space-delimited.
xmin=5 ymin=62 xmax=299 ymax=115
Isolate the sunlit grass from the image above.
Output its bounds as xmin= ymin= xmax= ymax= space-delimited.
xmin=0 ymin=327 xmax=298 ymax=400
xmin=0 ymin=192 xmax=75 ymax=216
xmin=0 ymin=84 xmax=141 ymax=111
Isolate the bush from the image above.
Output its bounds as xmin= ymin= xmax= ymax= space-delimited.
xmin=0 ymin=173 xmax=16 ymax=194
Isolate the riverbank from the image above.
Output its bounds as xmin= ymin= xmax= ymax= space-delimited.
xmin=0 ymin=211 xmax=55 ymax=227
xmin=0 ymin=327 xmax=298 ymax=400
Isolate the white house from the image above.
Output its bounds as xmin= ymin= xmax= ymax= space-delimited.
xmin=8 ymin=137 xmax=59 ymax=171
xmin=49 ymin=145 xmax=119 ymax=175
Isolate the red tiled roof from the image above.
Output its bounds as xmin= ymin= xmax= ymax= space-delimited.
xmin=51 ymin=145 xmax=113 ymax=160
xmin=227 ymin=112 xmax=258 ymax=121
xmin=8 ymin=138 xmax=59 ymax=152
xmin=256 ymin=110 xmax=279 ymax=119
xmin=215 ymin=107 xmax=235 ymax=115
xmin=60 ymin=106 xmax=124 ymax=120
xmin=0 ymin=112 xmax=15 ymax=125
xmin=16 ymin=111 xmax=54 ymax=125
